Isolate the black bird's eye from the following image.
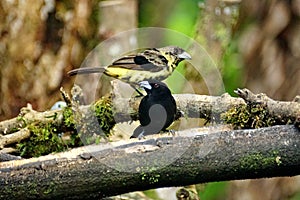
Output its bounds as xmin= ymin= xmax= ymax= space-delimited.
xmin=153 ymin=83 xmax=159 ymax=88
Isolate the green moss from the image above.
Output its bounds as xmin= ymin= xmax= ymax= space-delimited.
xmin=62 ymin=95 xmax=116 ymax=145
xmin=27 ymin=181 xmax=39 ymax=196
xmin=91 ymin=95 xmax=116 ymax=137
xmin=239 ymin=151 xmax=281 ymax=171
xmin=16 ymin=95 xmax=117 ymax=157
xmin=12 ymin=115 xmax=27 ymax=132
xmin=62 ymin=106 xmax=76 ymax=128
xmin=139 ymin=167 xmax=162 ymax=185
xmin=141 ymin=173 xmax=161 ymax=184
xmin=42 ymin=182 xmax=56 ymax=195
xmin=221 ymin=103 xmax=277 ymax=129
xmin=16 ymin=110 xmax=83 ymax=157
xmin=16 ymin=122 xmax=70 ymax=158
xmin=16 ymin=115 xmax=27 ymax=125
xmin=61 ymin=106 xmax=85 ymax=146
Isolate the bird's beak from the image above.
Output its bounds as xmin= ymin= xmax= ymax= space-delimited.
xmin=178 ymin=51 xmax=192 ymax=60
xmin=139 ymin=81 xmax=152 ymax=90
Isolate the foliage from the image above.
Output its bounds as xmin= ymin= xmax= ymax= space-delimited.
xmin=15 ymin=94 xmax=118 ymax=157
xmin=62 ymin=106 xmax=76 ymax=128
xmin=221 ymin=103 xmax=277 ymax=129
xmin=239 ymin=151 xmax=282 ymax=171
xmin=16 ymin=105 xmax=85 ymax=158
xmin=92 ymin=95 xmax=116 ymax=137
xmin=17 ymin=122 xmax=70 ymax=158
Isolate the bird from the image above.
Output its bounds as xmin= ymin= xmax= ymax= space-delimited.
xmin=130 ymin=80 xmax=177 ymax=139
xmin=68 ymin=46 xmax=191 ymax=88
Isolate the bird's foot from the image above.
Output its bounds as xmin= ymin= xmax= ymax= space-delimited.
xmin=137 ymin=134 xmax=146 ymax=140
xmin=130 ymin=130 xmax=146 ymax=140
xmin=168 ymin=129 xmax=176 ymax=137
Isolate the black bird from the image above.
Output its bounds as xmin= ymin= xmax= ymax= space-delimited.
xmin=130 ymin=80 xmax=177 ymax=138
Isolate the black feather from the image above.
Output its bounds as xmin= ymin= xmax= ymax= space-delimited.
xmin=130 ymin=81 xmax=177 ymax=138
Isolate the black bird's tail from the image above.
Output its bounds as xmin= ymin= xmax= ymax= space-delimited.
xmin=130 ymin=125 xmax=144 ymax=139
xmin=68 ymin=67 xmax=106 ymax=76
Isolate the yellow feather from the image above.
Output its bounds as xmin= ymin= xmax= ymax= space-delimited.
xmin=159 ymin=51 xmax=176 ymax=67
xmin=104 ymin=67 xmax=129 ymax=78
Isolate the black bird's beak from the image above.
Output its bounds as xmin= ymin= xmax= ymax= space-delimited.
xmin=178 ymin=51 xmax=192 ymax=60
xmin=139 ymin=81 xmax=152 ymax=90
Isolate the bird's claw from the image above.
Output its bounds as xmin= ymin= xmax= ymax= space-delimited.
xmin=168 ymin=129 xmax=176 ymax=137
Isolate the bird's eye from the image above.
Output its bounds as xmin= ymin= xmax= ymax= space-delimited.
xmin=153 ymin=83 xmax=159 ymax=88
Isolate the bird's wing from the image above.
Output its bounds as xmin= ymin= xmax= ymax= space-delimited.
xmin=110 ymin=50 xmax=168 ymax=72
xmin=171 ymin=96 xmax=177 ymax=112
xmin=138 ymin=96 xmax=151 ymax=126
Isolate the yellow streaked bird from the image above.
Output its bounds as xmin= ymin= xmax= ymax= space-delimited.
xmin=68 ymin=46 xmax=191 ymax=88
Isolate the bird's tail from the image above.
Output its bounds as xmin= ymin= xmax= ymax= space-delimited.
xmin=68 ymin=67 xmax=106 ymax=76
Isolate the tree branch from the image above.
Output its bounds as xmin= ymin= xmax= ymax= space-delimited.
xmin=234 ymin=88 xmax=300 ymax=121
xmin=0 ymin=93 xmax=244 ymax=145
xmin=1 ymin=90 xmax=298 ymax=136
xmin=0 ymin=89 xmax=299 ymax=157
xmin=0 ymin=125 xmax=299 ymax=199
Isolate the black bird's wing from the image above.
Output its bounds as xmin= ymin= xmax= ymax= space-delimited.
xmin=162 ymin=96 xmax=177 ymax=130
xmin=136 ymin=96 xmax=176 ymax=135
xmin=138 ymin=96 xmax=151 ymax=126
xmin=131 ymin=103 xmax=169 ymax=139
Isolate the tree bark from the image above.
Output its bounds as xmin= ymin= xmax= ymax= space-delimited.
xmin=0 ymin=125 xmax=299 ymax=199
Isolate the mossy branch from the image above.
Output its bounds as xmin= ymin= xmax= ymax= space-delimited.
xmin=0 ymin=125 xmax=299 ymax=199
xmin=0 ymin=88 xmax=299 ymax=158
